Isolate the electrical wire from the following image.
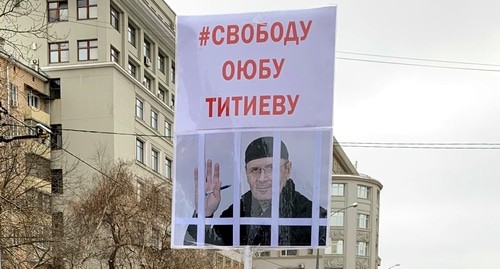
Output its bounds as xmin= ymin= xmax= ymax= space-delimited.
xmin=337 ymin=50 xmax=500 ymax=68
xmin=6 ymin=122 xmax=500 ymax=150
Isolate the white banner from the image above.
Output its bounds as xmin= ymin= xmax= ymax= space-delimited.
xmin=172 ymin=6 xmax=336 ymax=249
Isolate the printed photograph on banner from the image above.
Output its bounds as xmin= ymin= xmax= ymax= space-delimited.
xmin=172 ymin=130 xmax=332 ymax=248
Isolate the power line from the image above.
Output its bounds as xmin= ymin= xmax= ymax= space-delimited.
xmin=337 ymin=50 xmax=500 ymax=68
xmin=336 ymin=56 xmax=500 ymax=72
xmin=337 ymin=142 xmax=500 ymax=150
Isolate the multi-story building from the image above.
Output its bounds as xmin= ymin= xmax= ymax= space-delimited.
xmin=2 ymin=0 xmax=178 ymax=267
xmin=0 ymin=50 xmax=54 ymax=267
xmin=253 ymin=140 xmax=383 ymax=269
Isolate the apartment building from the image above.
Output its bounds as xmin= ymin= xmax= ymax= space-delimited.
xmin=0 ymin=51 xmax=55 ymax=267
xmin=0 ymin=0 xmax=178 ymax=267
xmin=253 ymin=141 xmax=383 ymax=269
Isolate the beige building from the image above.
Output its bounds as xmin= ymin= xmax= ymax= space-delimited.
xmin=252 ymin=141 xmax=383 ymax=269
xmin=2 ymin=0 xmax=178 ymax=267
xmin=6 ymin=0 xmax=176 ymax=212
xmin=0 ymin=51 xmax=54 ymax=267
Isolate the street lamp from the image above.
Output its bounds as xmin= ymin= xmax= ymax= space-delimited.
xmin=316 ymin=202 xmax=358 ymax=269
xmin=387 ymin=264 xmax=401 ymax=269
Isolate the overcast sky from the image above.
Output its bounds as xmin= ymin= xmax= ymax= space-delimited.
xmin=167 ymin=1 xmax=500 ymax=268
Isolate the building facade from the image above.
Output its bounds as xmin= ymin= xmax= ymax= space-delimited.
xmin=0 ymin=51 xmax=54 ymax=267
xmin=252 ymin=141 xmax=383 ymax=269
xmin=2 ymin=0 xmax=178 ymax=267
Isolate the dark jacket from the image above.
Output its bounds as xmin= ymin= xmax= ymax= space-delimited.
xmin=185 ymin=179 xmax=327 ymax=246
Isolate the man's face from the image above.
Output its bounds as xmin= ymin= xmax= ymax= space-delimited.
xmin=245 ymin=157 xmax=292 ymax=201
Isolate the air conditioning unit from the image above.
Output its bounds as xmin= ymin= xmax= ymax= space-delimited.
xmin=144 ymin=57 xmax=152 ymax=67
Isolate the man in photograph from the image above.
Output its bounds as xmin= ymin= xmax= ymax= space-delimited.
xmin=185 ymin=136 xmax=327 ymax=246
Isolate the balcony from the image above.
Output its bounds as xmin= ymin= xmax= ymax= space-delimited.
xmin=24 ymin=107 xmax=50 ymax=126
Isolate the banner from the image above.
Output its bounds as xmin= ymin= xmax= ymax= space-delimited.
xmin=172 ymin=6 xmax=336 ymax=249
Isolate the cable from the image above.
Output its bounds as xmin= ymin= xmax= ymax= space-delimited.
xmin=336 ymin=56 xmax=500 ymax=72
xmin=337 ymin=50 xmax=500 ymax=68
xmin=336 ymin=142 xmax=500 ymax=150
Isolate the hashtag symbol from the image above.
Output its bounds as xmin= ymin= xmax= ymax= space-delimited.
xmin=199 ymin=26 xmax=210 ymax=46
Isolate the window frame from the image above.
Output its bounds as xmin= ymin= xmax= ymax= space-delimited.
xmin=128 ymin=61 xmax=137 ymax=78
xmin=50 ymin=124 xmax=62 ymax=149
xmin=356 ymin=241 xmax=369 ymax=256
xmin=170 ymin=60 xmax=176 ymax=84
xmin=77 ymin=0 xmax=97 ymax=20
xmin=49 ymin=42 xmax=69 ymax=63
xmin=325 ymin=239 xmax=344 ymax=255
xmin=357 ymin=185 xmax=370 ymax=199
xmin=27 ymin=92 xmax=40 ymax=109
xmin=151 ymin=148 xmax=159 ymax=172
xmin=135 ymin=98 xmax=143 ymax=120
xmin=164 ymin=120 xmax=171 ymax=139
xmin=110 ymin=46 xmax=119 ymax=63
xmin=150 ymin=110 xmax=158 ymax=130
xmin=144 ymin=39 xmax=151 ymax=59
xmin=158 ymin=52 xmax=166 ymax=73
xmin=358 ymin=213 xmax=369 ymax=229
xmin=136 ymin=139 xmax=144 ymax=163
xmin=331 ymin=183 xmax=345 ymax=196
xmin=165 ymin=157 xmax=172 ymax=179
xmin=9 ymin=83 xmax=18 ymax=106
xmin=128 ymin=23 xmax=136 ymax=46
xmin=78 ymin=39 xmax=98 ymax=61
xmin=48 ymin=0 xmax=69 ymax=22
xmin=110 ymin=6 xmax=120 ymax=31
xmin=330 ymin=211 xmax=344 ymax=227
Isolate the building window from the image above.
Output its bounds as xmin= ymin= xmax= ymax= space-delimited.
xmin=158 ymin=52 xmax=166 ymax=73
xmin=128 ymin=23 xmax=136 ymax=46
xmin=51 ymin=124 xmax=62 ymax=149
xmin=164 ymin=120 xmax=171 ymax=139
xmin=48 ymin=0 xmax=68 ymax=22
xmin=136 ymin=181 xmax=144 ymax=202
xmin=170 ymin=60 xmax=175 ymax=83
xmin=357 ymin=185 xmax=370 ymax=199
xmin=136 ymin=139 xmax=144 ymax=163
xmin=49 ymin=42 xmax=69 ymax=63
xmin=170 ymin=93 xmax=175 ymax=109
xmin=128 ymin=61 xmax=137 ymax=78
xmin=151 ymin=149 xmax=159 ymax=172
xmin=110 ymin=47 xmax=119 ymax=63
xmin=143 ymin=76 xmax=151 ymax=91
xmin=49 ymin=78 xmax=61 ymax=99
xmin=78 ymin=39 xmax=98 ymax=61
xmin=356 ymin=241 xmax=368 ymax=256
xmin=165 ymin=158 xmax=171 ymax=179
xmin=51 ymin=169 xmax=63 ymax=194
xmin=110 ymin=6 xmax=119 ymax=31
xmin=9 ymin=83 xmax=18 ymax=106
xmin=27 ymin=92 xmax=40 ymax=108
xmin=144 ymin=39 xmax=151 ymax=59
xmin=77 ymin=0 xmax=97 ymax=20
xmin=151 ymin=110 xmax=158 ymax=130
xmin=330 ymin=211 xmax=344 ymax=227
xmin=135 ymin=98 xmax=143 ymax=119
xmin=331 ymin=183 xmax=344 ymax=196
xmin=358 ymin=213 xmax=369 ymax=229
xmin=280 ymin=250 xmax=297 ymax=256
xmin=158 ymin=87 xmax=166 ymax=103
xmin=325 ymin=240 xmax=344 ymax=255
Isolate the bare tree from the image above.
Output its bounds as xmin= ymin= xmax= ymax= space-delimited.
xmin=0 ymin=0 xmax=62 ymax=60
xmin=64 ymin=161 xmax=216 ymax=269
xmin=0 ymin=134 xmax=56 ymax=268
